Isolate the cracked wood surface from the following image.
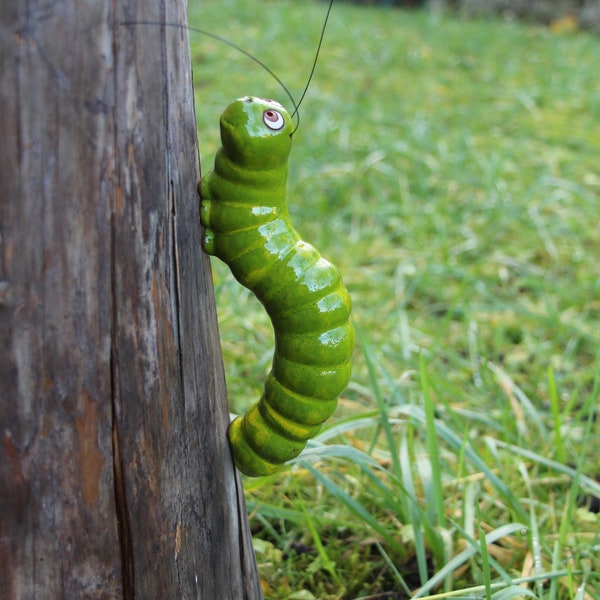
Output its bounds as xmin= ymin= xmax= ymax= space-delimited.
xmin=0 ymin=1 xmax=262 ymax=598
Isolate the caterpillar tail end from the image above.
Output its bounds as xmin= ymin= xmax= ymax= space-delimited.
xmin=227 ymin=417 xmax=283 ymax=477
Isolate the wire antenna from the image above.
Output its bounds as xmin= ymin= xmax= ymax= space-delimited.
xmin=121 ymin=21 xmax=299 ymax=117
xmin=291 ymin=0 xmax=334 ymax=133
xmin=122 ymin=1 xmax=334 ymax=134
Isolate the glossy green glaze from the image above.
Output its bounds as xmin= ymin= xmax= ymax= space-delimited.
xmin=199 ymin=96 xmax=354 ymax=477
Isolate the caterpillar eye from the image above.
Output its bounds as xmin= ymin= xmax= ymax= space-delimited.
xmin=263 ymin=109 xmax=285 ymax=130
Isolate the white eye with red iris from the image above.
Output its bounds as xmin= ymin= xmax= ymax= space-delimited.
xmin=263 ymin=109 xmax=285 ymax=130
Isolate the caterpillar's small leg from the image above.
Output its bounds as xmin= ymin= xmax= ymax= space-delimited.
xmin=198 ymin=177 xmax=216 ymax=255
xmin=201 ymin=222 xmax=216 ymax=255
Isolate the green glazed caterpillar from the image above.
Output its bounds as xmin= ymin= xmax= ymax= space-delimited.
xmin=199 ymin=96 xmax=354 ymax=477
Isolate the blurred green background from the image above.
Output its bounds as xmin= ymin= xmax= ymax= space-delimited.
xmin=190 ymin=1 xmax=599 ymax=598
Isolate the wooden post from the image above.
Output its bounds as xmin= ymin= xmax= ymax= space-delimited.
xmin=0 ymin=1 xmax=262 ymax=597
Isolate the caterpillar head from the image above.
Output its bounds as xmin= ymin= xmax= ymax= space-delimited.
xmin=219 ymin=96 xmax=294 ymax=169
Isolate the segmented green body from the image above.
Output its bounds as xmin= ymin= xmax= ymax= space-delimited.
xmin=199 ymin=96 xmax=354 ymax=476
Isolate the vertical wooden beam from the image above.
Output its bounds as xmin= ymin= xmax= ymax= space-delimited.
xmin=0 ymin=1 xmax=262 ymax=597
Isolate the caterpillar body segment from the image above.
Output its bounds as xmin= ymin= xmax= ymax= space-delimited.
xmin=199 ymin=97 xmax=354 ymax=477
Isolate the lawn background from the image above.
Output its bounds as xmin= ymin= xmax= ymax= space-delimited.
xmin=189 ymin=1 xmax=599 ymax=598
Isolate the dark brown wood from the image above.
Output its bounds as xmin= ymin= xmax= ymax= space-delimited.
xmin=0 ymin=1 xmax=262 ymax=598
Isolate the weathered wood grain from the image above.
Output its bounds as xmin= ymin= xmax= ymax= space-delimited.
xmin=0 ymin=1 xmax=262 ymax=598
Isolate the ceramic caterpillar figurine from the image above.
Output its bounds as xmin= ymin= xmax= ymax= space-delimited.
xmin=199 ymin=96 xmax=354 ymax=476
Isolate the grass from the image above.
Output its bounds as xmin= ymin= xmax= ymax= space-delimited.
xmin=187 ymin=0 xmax=600 ymax=598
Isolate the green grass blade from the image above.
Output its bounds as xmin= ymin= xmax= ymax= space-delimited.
xmin=398 ymin=405 xmax=528 ymax=521
xmin=411 ymin=523 xmax=527 ymax=599
xmin=547 ymin=367 xmax=566 ymax=464
xmin=421 ymin=354 xmax=446 ymax=529
xmin=300 ymin=503 xmax=342 ymax=586
xmin=477 ymin=507 xmax=492 ymax=600
xmin=490 ymin=586 xmax=538 ymax=599
xmin=303 ymin=463 xmax=408 ymax=559
xmin=491 ymin=441 xmax=600 ymax=499
xmin=399 ymin=433 xmax=430 ymax=586
xmin=358 ymin=327 xmax=403 ymax=479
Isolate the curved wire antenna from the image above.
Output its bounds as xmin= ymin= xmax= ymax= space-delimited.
xmin=121 ymin=21 xmax=299 ymax=118
xmin=290 ymin=0 xmax=334 ymax=134
xmin=122 ymin=0 xmax=334 ymax=134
